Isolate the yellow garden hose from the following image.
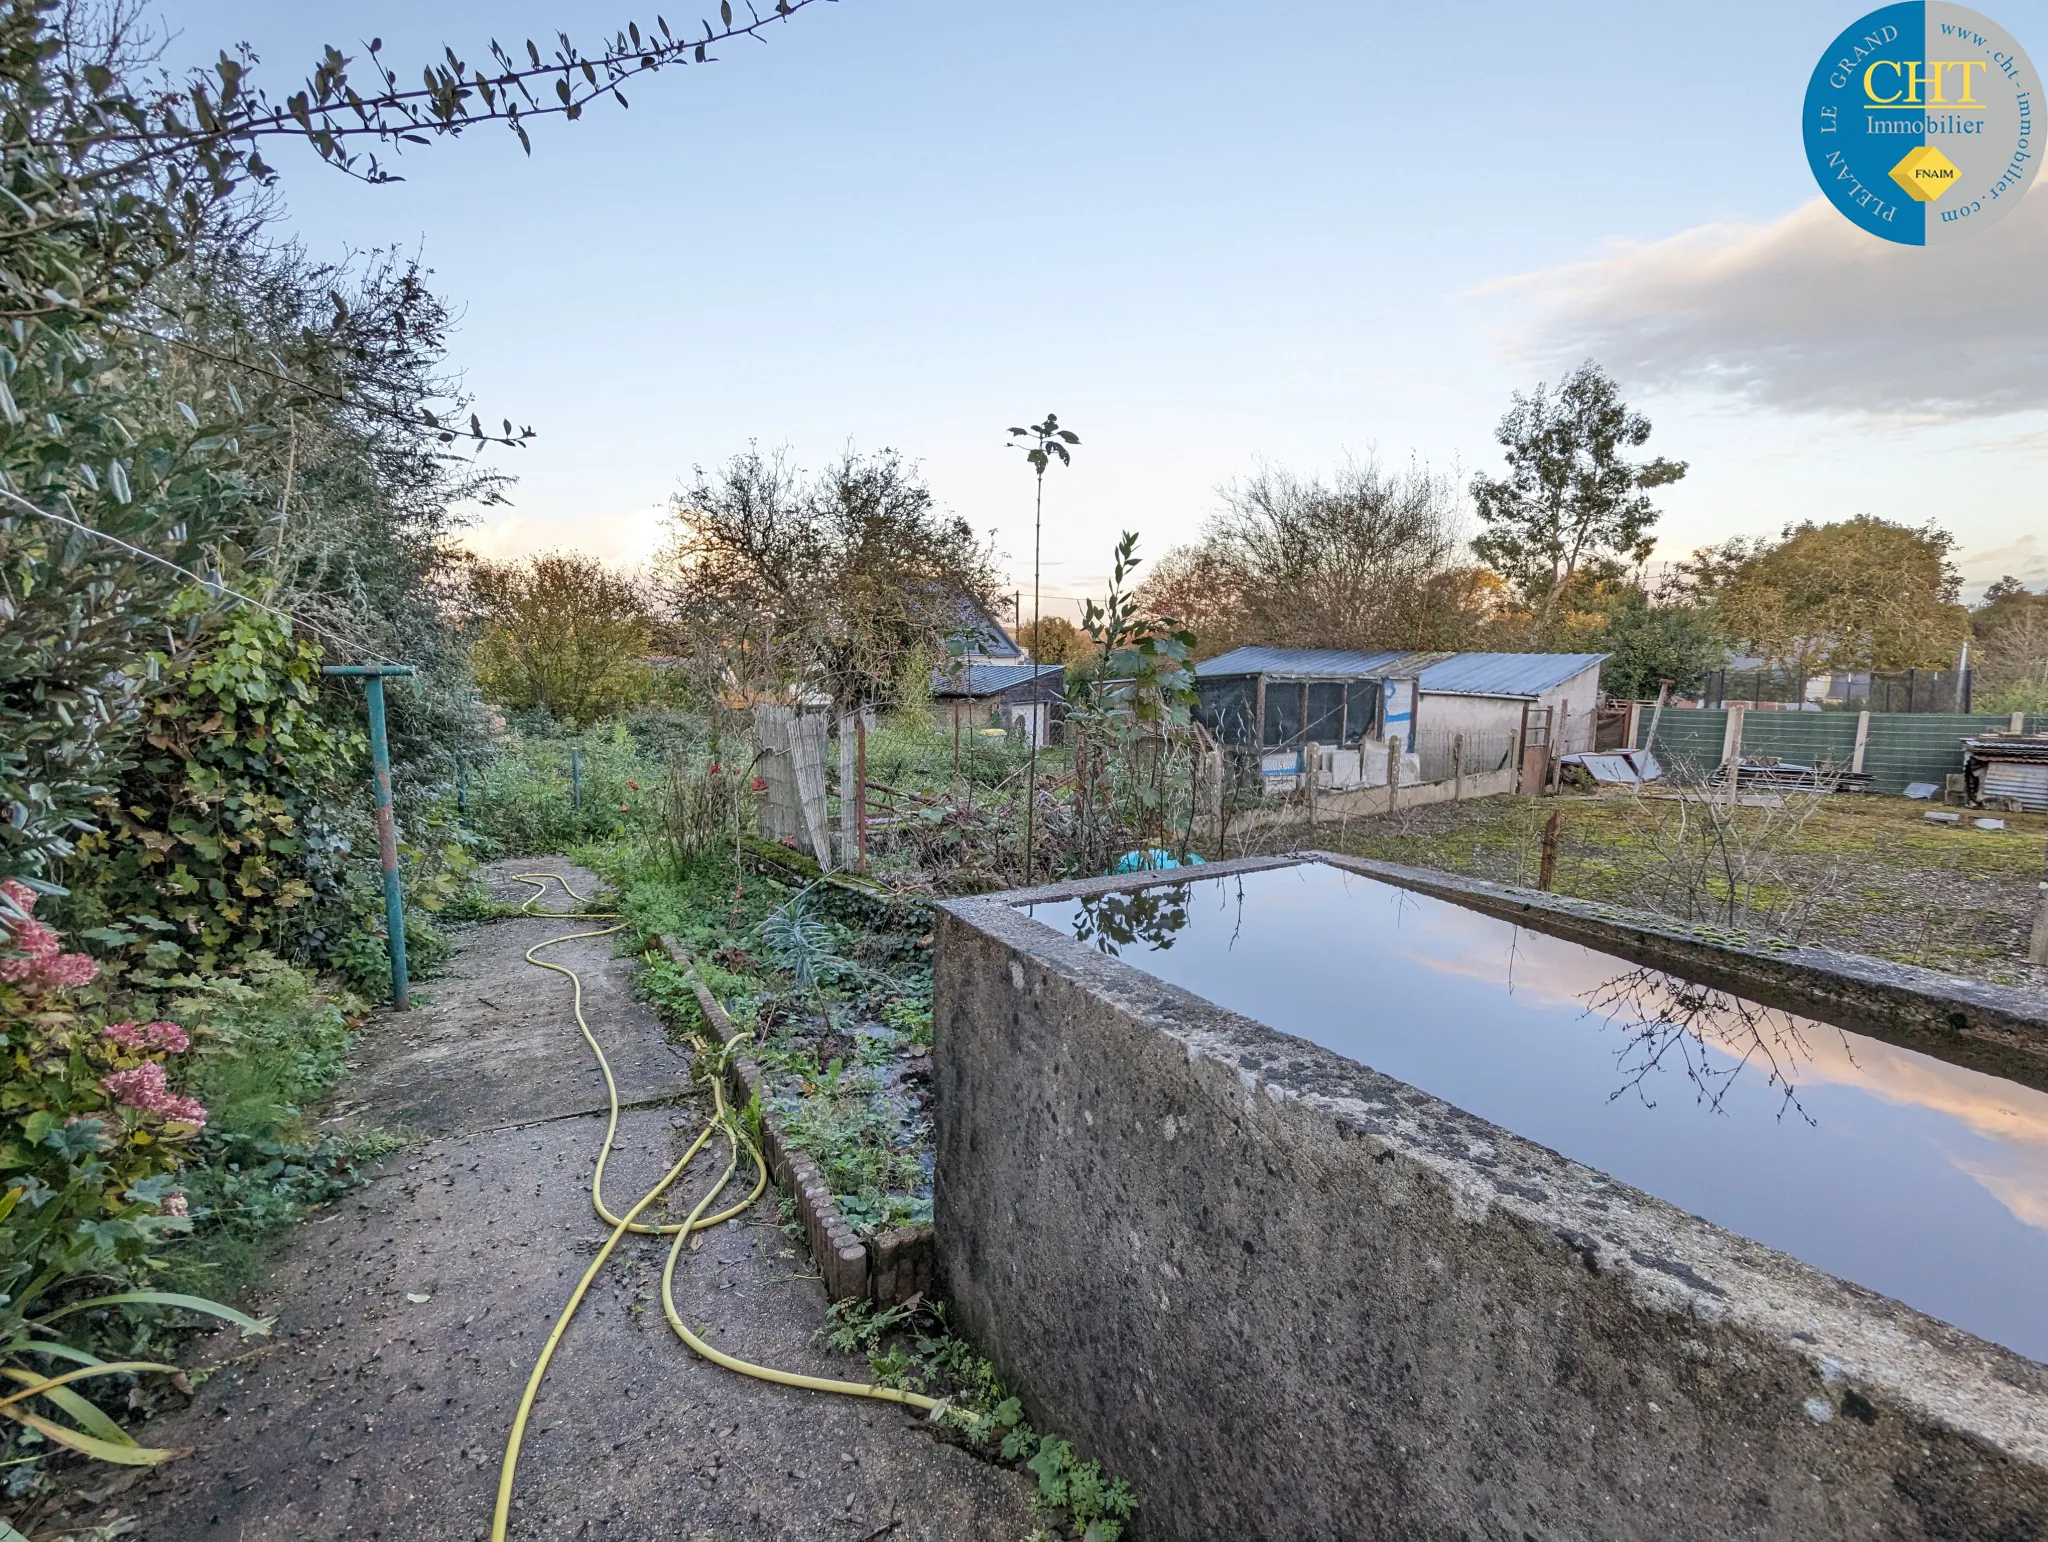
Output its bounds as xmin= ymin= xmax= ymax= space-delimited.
xmin=492 ymin=871 xmax=926 ymax=1542
xmin=513 ymin=874 xmax=754 ymax=1237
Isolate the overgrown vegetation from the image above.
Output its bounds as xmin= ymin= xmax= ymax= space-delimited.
xmin=818 ymin=1297 xmax=1139 ymax=1542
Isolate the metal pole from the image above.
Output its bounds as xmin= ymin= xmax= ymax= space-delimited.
xmin=856 ymin=712 xmax=869 ymax=873
xmin=364 ymin=675 xmax=408 ymax=1008
xmin=570 ymin=746 xmax=582 ymax=810
xmin=456 ymin=752 xmax=467 ymax=816
xmin=325 ymin=664 xmax=416 ymax=1009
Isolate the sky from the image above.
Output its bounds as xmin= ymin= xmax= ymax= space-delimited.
xmin=170 ymin=0 xmax=2048 ymax=616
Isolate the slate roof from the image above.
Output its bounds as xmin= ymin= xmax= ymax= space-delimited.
xmin=1195 ymin=647 xmax=1607 ymax=699
xmin=930 ymin=661 xmax=1067 ymax=697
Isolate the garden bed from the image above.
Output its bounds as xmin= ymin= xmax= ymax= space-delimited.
xmin=624 ymin=862 xmax=942 ymax=1304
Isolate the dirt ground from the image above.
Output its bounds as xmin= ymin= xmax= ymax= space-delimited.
xmin=81 ymin=859 xmax=1033 ymax=1542
xmin=1252 ymin=791 xmax=2048 ymax=990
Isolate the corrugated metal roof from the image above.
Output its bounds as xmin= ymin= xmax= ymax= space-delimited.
xmin=1415 ymin=653 xmax=1608 ymax=698
xmin=1196 ymin=647 xmax=1607 ymax=699
xmin=930 ymin=661 xmax=1065 ymax=697
xmin=1195 ymin=647 xmax=1425 ymax=678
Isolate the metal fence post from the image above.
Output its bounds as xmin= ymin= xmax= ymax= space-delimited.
xmin=570 ymin=746 xmax=582 ymax=810
xmin=324 ymin=664 xmax=416 ymax=1008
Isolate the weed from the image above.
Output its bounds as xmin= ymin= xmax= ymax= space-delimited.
xmin=814 ymin=1298 xmax=1140 ymax=1542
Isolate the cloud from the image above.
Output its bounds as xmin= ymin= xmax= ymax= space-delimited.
xmin=1478 ymin=192 xmax=2048 ymax=421
xmin=1959 ymin=533 xmax=2048 ymax=594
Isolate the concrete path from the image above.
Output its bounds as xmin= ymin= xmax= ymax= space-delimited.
xmin=120 ymin=859 xmax=1034 ymax=1542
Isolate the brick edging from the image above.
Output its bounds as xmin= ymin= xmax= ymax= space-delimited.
xmin=657 ymin=935 xmax=933 ymax=1305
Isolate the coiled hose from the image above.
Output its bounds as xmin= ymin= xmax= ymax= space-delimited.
xmin=491 ymin=873 xmax=939 ymax=1542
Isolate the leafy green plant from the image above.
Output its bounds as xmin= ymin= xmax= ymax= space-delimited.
xmin=0 ymin=881 xmax=271 ymax=1466
xmin=816 ymin=1297 xmax=1140 ymax=1542
xmin=759 ymin=886 xmax=837 ymax=993
xmin=63 ymin=595 xmax=358 ymax=985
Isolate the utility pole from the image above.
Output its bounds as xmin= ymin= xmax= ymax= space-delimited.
xmin=324 ymin=664 xmax=417 ymax=1008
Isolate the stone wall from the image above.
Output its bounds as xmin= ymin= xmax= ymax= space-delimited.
xmin=933 ymin=856 xmax=2048 ymax=1541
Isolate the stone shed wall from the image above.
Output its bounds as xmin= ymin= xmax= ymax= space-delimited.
xmin=934 ymin=857 xmax=2048 ymax=1542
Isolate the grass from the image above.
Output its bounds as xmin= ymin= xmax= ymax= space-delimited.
xmin=1302 ymin=791 xmax=2048 ymax=983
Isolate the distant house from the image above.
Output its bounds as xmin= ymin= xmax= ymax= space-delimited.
xmin=1192 ymin=647 xmax=1608 ymax=790
xmin=932 ymin=596 xmax=1066 ymax=747
xmin=931 ymin=659 xmax=1068 ymax=747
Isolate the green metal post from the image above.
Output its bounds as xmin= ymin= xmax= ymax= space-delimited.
xmin=570 ymin=746 xmax=582 ymax=810
xmin=455 ymin=752 xmax=466 ymax=816
xmin=325 ymin=664 xmax=417 ymax=1008
xmin=364 ymin=675 xmax=408 ymax=1007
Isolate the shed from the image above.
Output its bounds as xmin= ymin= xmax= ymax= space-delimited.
xmin=931 ymin=659 xmax=1067 ymax=748
xmin=1192 ymin=647 xmax=1444 ymax=751
xmin=1413 ymin=652 xmax=1608 ymax=754
xmin=1963 ymin=733 xmax=2048 ymax=812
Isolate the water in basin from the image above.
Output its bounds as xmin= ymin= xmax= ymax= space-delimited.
xmin=1023 ymin=860 xmax=2048 ymax=1362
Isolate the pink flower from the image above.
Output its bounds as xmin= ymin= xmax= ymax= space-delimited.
xmin=0 ymin=879 xmax=35 ymax=916
xmin=0 ymin=904 xmax=100 ymax=991
xmin=161 ymin=1194 xmax=188 ymax=1218
xmin=750 ymin=777 xmax=767 ymax=792
xmin=102 ymin=1021 xmax=189 ymax=1053
xmin=619 ymin=803 xmax=630 ymax=814
xmin=101 ymin=1063 xmax=208 ymax=1129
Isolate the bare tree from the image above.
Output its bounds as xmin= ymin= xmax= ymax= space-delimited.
xmin=1144 ymin=455 xmax=1488 ymax=656
xmin=660 ymin=446 xmax=1001 ymax=714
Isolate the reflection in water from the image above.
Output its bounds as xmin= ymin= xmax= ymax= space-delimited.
xmin=1581 ymin=967 xmax=1850 ymax=1124
xmin=1067 ymin=887 xmax=1193 ymax=956
xmin=1023 ymin=860 xmax=2048 ymax=1362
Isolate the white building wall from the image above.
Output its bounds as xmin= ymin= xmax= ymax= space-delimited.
xmin=1415 ymin=692 xmax=1525 ymax=740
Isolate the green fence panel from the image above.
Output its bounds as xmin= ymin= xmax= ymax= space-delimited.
xmin=1640 ymin=708 xmax=1727 ymax=774
xmin=1636 ymin=709 xmax=2041 ymax=795
xmin=1858 ymin=713 xmax=2036 ymax=795
xmin=1736 ymin=713 xmax=1861 ymax=770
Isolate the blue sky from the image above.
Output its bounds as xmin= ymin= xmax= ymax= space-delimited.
xmin=172 ymin=0 xmax=2048 ymax=611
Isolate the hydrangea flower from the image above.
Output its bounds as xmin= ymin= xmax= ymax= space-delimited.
xmin=0 ymin=880 xmax=99 ymax=990
xmin=101 ymin=1063 xmax=208 ymax=1129
xmin=102 ymin=1021 xmax=190 ymax=1053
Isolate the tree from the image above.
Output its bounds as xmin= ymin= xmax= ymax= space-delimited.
xmin=1470 ymin=361 xmax=1686 ymax=639
xmin=1971 ymin=576 xmax=2048 ymax=713
xmin=0 ymin=0 xmax=833 ymax=891
xmin=1006 ymin=414 xmax=1080 ymax=885
xmin=1679 ymin=516 xmax=1970 ymax=678
xmin=1017 ymin=615 xmax=1087 ymax=664
xmin=661 ymin=446 xmax=1000 ymax=714
xmin=1596 ymin=590 xmax=1724 ymax=700
xmin=468 ymin=554 xmax=654 ymax=725
xmin=1141 ymin=456 xmax=1489 ymax=657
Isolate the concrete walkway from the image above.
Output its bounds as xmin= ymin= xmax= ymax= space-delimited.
xmin=120 ymin=859 xmax=1034 ymax=1541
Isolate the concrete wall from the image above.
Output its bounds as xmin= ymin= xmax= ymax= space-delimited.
xmin=934 ymin=855 xmax=2048 ymax=1542
xmin=1224 ymin=766 xmax=1517 ymax=835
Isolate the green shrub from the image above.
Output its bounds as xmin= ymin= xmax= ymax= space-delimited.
xmin=59 ymin=595 xmax=359 ymax=986
xmin=461 ymin=720 xmax=662 ymax=856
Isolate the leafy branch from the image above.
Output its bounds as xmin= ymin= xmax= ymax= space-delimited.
xmin=15 ymin=1 xmax=829 ymax=187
